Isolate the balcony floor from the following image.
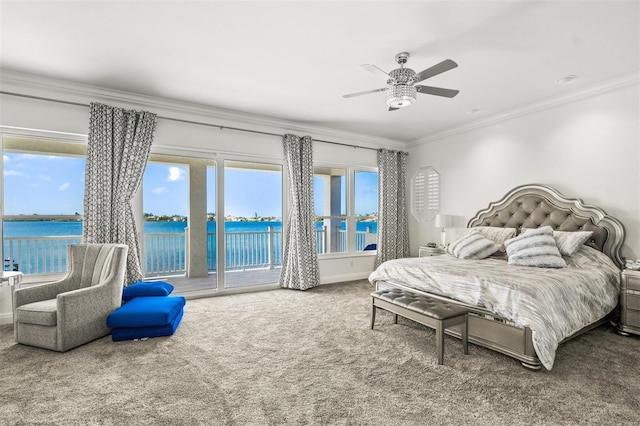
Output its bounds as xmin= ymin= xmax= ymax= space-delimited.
xmin=156 ymin=268 xmax=282 ymax=294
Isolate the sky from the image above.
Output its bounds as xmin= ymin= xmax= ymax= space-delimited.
xmin=3 ymin=153 xmax=86 ymax=215
xmin=3 ymin=153 xmax=378 ymax=218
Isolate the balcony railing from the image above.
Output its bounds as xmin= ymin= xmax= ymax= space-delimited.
xmin=4 ymin=227 xmax=376 ymax=277
xmin=3 ymin=236 xmax=82 ymax=274
xmin=208 ymin=227 xmax=283 ymax=271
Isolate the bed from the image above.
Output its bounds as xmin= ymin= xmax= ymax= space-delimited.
xmin=369 ymin=184 xmax=625 ymax=370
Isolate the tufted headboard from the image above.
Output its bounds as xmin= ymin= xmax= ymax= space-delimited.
xmin=467 ymin=184 xmax=625 ymax=268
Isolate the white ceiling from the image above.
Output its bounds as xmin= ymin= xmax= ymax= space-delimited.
xmin=1 ymin=1 xmax=639 ymax=144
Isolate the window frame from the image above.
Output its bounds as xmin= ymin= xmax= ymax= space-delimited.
xmin=2 ymin=132 xmax=87 ymax=281
xmin=314 ymin=163 xmax=378 ymax=258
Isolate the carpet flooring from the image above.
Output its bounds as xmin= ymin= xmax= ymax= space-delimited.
xmin=1 ymin=279 xmax=639 ymax=425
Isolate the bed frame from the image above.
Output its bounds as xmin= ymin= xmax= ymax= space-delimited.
xmin=378 ymin=184 xmax=625 ymax=369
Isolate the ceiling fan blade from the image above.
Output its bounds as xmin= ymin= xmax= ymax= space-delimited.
xmin=415 ymin=85 xmax=460 ymax=98
xmin=343 ymin=88 xmax=386 ymax=98
xmin=388 ymin=107 xmax=399 ymax=112
xmin=361 ymin=64 xmax=389 ymax=79
xmin=414 ymin=59 xmax=458 ymax=83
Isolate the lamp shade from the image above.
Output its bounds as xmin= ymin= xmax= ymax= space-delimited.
xmin=434 ymin=214 xmax=453 ymax=228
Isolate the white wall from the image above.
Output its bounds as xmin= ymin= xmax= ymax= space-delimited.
xmin=408 ymin=83 xmax=640 ymax=261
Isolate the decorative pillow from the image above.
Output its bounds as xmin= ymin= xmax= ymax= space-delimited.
xmin=504 ymin=226 xmax=566 ymax=268
xmin=122 ymin=281 xmax=174 ymax=301
xmin=458 ymin=226 xmax=517 ymax=250
xmin=447 ymin=230 xmax=501 ymax=260
xmin=521 ymin=228 xmax=594 ymax=257
xmin=553 ymin=230 xmax=593 ymax=257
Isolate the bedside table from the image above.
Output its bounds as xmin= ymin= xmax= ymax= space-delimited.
xmin=419 ymin=246 xmax=446 ymax=257
xmin=618 ymin=269 xmax=640 ymax=336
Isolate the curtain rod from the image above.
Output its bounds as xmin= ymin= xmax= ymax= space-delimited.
xmin=1 ymin=90 xmax=379 ymax=151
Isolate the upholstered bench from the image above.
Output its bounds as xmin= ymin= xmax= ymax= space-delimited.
xmin=370 ymin=288 xmax=468 ymax=365
xmin=106 ymin=296 xmax=186 ymax=341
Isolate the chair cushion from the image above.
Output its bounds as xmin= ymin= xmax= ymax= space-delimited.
xmin=107 ymin=296 xmax=185 ymax=328
xmin=16 ymin=298 xmax=58 ymax=326
xmin=122 ymin=281 xmax=174 ymax=301
xmin=111 ymin=309 xmax=184 ymax=342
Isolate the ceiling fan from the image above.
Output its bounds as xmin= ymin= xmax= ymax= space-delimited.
xmin=343 ymin=52 xmax=460 ymax=111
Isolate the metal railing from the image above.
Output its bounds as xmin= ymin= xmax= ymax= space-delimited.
xmin=143 ymin=233 xmax=187 ymax=277
xmin=316 ymin=226 xmax=377 ymax=254
xmin=206 ymin=227 xmax=283 ymax=271
xmin=3 ymin=236 xmax=83 ymax=274
xmin=3 ymin=227 xmax=377 ymax=277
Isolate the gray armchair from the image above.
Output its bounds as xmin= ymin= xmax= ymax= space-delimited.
xmin=13 ymin=243 xmax=128 ymax=352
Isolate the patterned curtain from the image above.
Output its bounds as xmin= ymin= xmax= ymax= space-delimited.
xmin=83 ymin=102 xmax=158 ymax=284
xmin=279 ymin=134 xmax=320 ymax=290
xmin=375 ymin=149 xmax=410 ymax=268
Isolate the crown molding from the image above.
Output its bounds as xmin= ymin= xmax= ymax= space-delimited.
xmin=0 ymin=125 xmax=88 ymax=143
xmin=408 ymin=71 xmax=640 ymax=147
xmin=0 ymin=69 xmax=404 ymax=150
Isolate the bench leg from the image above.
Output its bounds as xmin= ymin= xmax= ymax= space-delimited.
xmin=370 ymin=302 xmax=376 ymax=330
xmin=436 ymin=320 xmax=444 ymax=365
xmin=461 ymin=314 xmax=468 ymax=355
xmin=393 ymin=313 xmax=398 ymax=324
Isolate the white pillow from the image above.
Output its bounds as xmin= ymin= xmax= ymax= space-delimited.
xmin=553 ymin=230 xmax=593 ymax=256
xmin=459 ymin=226 xmax=517 ymax=250
xmin=521 ymin=228 xmax=594 ymax=257
xmin=447 ymin=230 xmax=501 ymax=260
xmin=505 ymin=226 xmax=566 ymax=268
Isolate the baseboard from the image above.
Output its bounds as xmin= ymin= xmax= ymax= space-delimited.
xmin=0 ymin=312 xmax=14 ymax=325
xmin=320 ymin=272 xmax=370 ymax=285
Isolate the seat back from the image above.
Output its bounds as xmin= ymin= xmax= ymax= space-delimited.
xmin=67 ymin=243 xmax=128 ymax=302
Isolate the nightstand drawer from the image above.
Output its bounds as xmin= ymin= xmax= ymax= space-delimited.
xmin=626 ymin=275 xmax=640 ymax=291
xmin=626 ymin=294 xmax=640 ymax=310
xmin=623 ymin=309 xmax=640 ymax=328
xmin=419 ymin=246 xmax=446 ymax=257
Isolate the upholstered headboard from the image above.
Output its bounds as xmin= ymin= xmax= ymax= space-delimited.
xmin=467 ymin=184 xmax=625 ymax=268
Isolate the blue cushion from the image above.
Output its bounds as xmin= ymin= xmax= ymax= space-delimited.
xmin=122 ymin=281 xmax=174 ymax=301
xmin=107 ymin=296 xmax=186 ymax=328
xmin=111 ymin=309 xmax=184 ymax=342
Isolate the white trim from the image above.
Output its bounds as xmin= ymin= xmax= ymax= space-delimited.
xmin=1 ymin=70 xmax=405 ymax=150
xmin=408 ymin=71 xmax=640 ymax=147
xmin=0 ymin=126 xmax=87 ymax=144
xmin=0 ymin=312 xmax=12 ymax=325
xmin=320 ymin=271 xmax=370 ymax=285
xmin=3 ymin=70 xmax=638 ymax=150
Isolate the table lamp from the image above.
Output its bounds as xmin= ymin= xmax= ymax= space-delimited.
xmin=434 ymin=214 xmax=453 ymax=247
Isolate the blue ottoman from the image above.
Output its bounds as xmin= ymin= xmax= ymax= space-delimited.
xmin=107 ymin=296 xmax=186 ymax=342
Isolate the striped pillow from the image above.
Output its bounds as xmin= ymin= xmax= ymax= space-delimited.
xmin=505 ymin=226 xmax=566 ymax=268
xmin=521 ymin=228 xmax=594 ymax=257
xmin=553 ymin=230 xmax=593 ymax=256
xmin=447 ymin=230 xmax=501 ymax=259
xmin=459 ymin=226 xmax=517 ymax=251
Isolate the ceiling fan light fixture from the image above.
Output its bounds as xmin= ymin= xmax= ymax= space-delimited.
xmin=386 ymin=85 xmax=416 ymax=108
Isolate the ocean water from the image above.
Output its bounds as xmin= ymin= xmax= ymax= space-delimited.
xmin=3 ymin=220 xmax=378 ymax=237
xmin=3 ymin=220 xmax=377 ymax=274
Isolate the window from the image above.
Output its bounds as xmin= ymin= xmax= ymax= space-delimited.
xmin=411 ymin=166 xmax=440 ymax=221
xmin=223 ymin=160 xmax=283 ymax=287
xmin=354 ymin=170 xmax=378 ymax=251
xmin=314 ymin=166 xmax=378 ymax=254
xmin=206 ymin=164 xmax=217 ymax=277
xmin=142 ymin=161 xmax=189 ymax=277
xmin=2 ymin=136 xmax=86 ymax=275
xmin=314 ymin=167 xmax=347 ymax=253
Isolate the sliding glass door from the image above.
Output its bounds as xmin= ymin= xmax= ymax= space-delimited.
xmin=142 ymin=161 xmax=189 ymax=278
xmin=223 ymin=160 xmax=282 ymax=288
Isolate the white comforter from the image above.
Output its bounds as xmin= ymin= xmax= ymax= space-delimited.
xmin=368 ymin=246 xmax=620 ymax=370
